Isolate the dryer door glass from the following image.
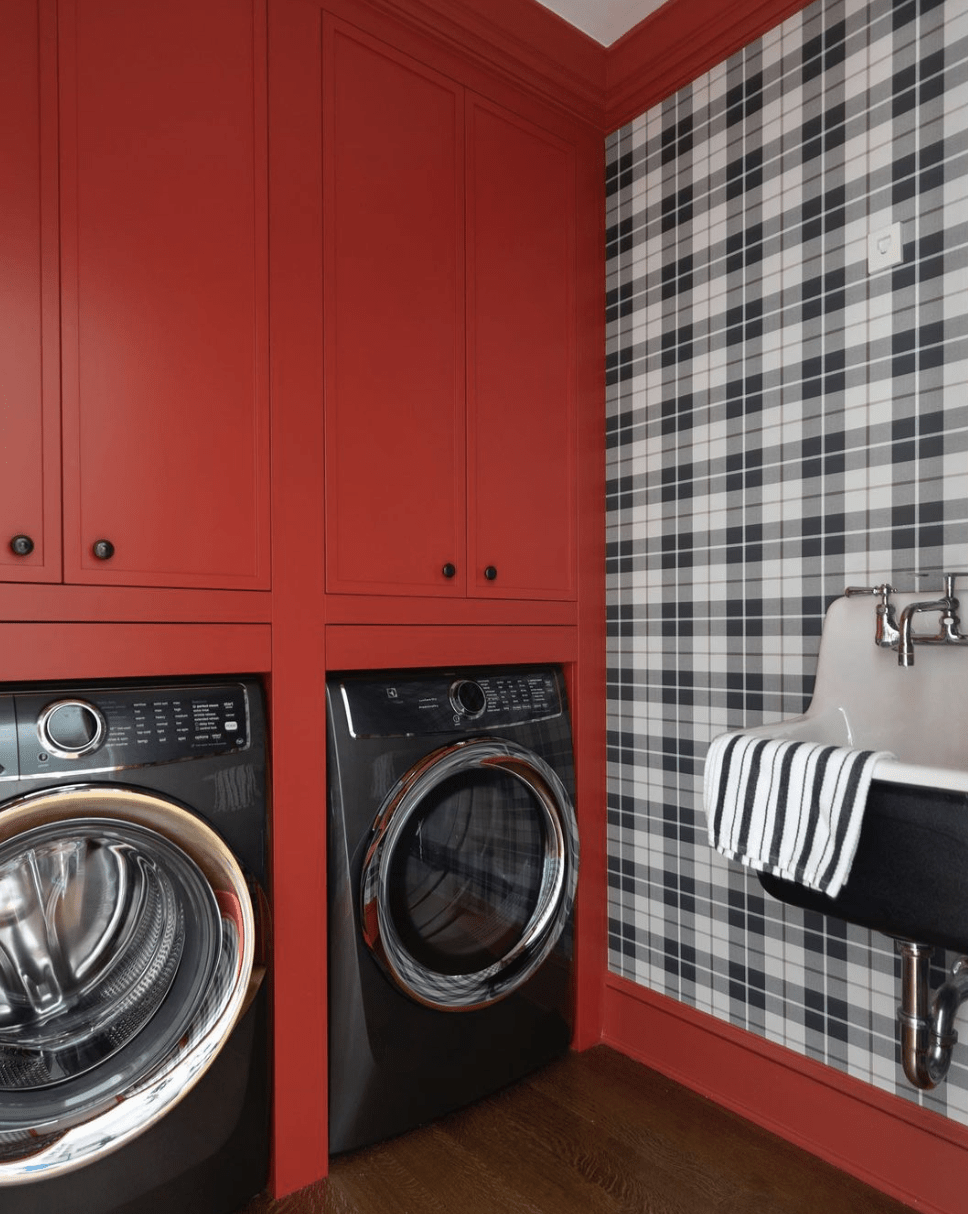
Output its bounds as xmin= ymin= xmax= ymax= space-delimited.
xmin=387 ymin=768 xmax=544 ymax=975
xmin=361 ymin=738 xmax=578 ymax=1010
xmin=0 ymin=787 xmax=257 ymax=1184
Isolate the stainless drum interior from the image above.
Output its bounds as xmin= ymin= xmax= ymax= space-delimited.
xmin=0 ymin=819 xmax=219 ymax=1110
xmin=0 ymin=786 xmax=255 ymax=1183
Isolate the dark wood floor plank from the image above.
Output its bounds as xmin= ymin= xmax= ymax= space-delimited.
xmin=335 ymin=1150 xmax=451 ymax=1213
xmin=525 ymin=1053 xmax=772 ymax=1212
xmin=349 ymin=1117 xmax=546 ymax=1214
xmin=521 ymin=1061 xmax=746 ymax=1214
xmin=240 ymin=1046 xmax=917 ymax=1214
xmin=527 ymin=1048 xmax=912 ymax=1214
xmin=440 ymin=1080 xmax=630 ymax=1214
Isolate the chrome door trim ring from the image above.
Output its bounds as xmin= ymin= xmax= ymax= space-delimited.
xmin=0 ymin=785 xmax=256 ymax=1185
xmin=360 ymin=737 xmax=578 ymax=1011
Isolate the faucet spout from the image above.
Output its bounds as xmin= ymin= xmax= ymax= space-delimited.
xmin=897 ymin=598 xmax=952 ymax=667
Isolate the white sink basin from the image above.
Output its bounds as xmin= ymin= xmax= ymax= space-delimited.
xmin=745 ymin=590 xmax=968 ymax=794
xmin=748 ymin=588 xmax=968 ymax=951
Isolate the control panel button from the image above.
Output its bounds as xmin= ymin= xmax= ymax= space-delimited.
xmin=450 ymin=679 xmax=487 ymax=719
xmin=38 ymin=700 xmax=107 ymax=759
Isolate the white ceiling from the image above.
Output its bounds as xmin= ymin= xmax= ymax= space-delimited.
xmin=531 ymin=0 xmax=667 ymax=46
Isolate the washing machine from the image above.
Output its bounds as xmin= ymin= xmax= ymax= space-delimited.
xmin=326 ymin=664 xmax=578 ymax=1155
xmin=0 ymin=676 xmax=270 ymax=1214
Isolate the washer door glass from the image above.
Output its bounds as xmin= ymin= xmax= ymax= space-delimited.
xmin=0 ymin=787 xmax=256 ymax=1183
xmin=361 ymin=738 xmax=578 ymax=1010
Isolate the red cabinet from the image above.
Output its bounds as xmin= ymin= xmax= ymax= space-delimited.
xmin=323 ymin=18 xmax=577 ymax=601
xmin=2 ymin=0 xmax=270 ymax=591
xmin=60 ymin=0 xmax=270 ymax=590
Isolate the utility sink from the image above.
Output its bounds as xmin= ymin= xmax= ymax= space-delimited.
xmin=745 ymin=587 xmax=968 ymax=953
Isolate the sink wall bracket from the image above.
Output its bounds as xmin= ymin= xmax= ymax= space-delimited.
xmin=896 ymin=940 xmax=968 ymax=1090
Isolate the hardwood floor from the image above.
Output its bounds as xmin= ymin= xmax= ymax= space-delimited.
xmin=241 ymin=1046 xmax=916 ymax=1214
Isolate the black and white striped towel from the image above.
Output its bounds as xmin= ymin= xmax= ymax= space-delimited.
xmin=703 ymin=732 xmax=892 ymax=898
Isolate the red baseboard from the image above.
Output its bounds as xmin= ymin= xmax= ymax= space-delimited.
xmin=603 ymin=975 xmax=968 ymax=1214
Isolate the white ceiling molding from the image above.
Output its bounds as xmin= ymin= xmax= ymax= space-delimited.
xmin=531 ymin=0 xmax=667 ymax=46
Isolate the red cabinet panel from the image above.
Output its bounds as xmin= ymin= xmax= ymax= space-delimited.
xmin=466 ymin=97 xmax=577 ymax=600
xmin=323 ymin=19 xmax=465 ymax=597
xmin=0 ymin=0 xmax=60 ymax=582
xmin=58 ymin=0 xmax=270 ymax=589
xmin=322 ymin=23 xmax=578 ymax=604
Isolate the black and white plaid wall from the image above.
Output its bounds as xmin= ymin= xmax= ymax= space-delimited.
xmin=605 ymin=0 xmax=968 ymax=1121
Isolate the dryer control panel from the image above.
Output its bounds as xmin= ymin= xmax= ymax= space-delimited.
xmin=337 ymin=667 xmax=564 ymax=739
xmin=0 ymin=683 xmax=250 ymax=780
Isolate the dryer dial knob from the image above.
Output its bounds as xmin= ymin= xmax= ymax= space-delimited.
xmin=38 ymin=700 xmax=107 ymax=759
xmin=449 ymin=679 xmax=486 ymax=719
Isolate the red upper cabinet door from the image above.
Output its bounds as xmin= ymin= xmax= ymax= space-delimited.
xmin=0 ymin=0 xmax=61 ymax=583
xmin=58 ymin=0 xmax=270 ymax=589
xmin=466 ymin=97 xmax=577 ymax=601
xmin=323 ymin=19 xmax=465 ymax=598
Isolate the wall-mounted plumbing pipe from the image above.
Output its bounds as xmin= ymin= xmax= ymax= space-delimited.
xmin=896 ymin=940 xmax=968 ymax=1089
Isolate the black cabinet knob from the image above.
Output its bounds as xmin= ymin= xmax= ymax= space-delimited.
xmin=484 ymin=565 xmax=497 ymax=581
xmin=10 ymin=535 xmax=34 ymax=557
xmin=92 ymin=539 xmax=115 ymax=561
xmin=441 ymin=562 xmax=456 ymax=579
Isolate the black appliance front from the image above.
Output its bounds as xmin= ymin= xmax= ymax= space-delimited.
xmin=0 ymin=677 xmax=270 ymax=1214
xmin=327 ymin=665 xmax=578 ymax=1155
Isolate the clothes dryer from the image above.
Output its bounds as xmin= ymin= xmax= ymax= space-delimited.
xmin=327 ymin=665 xmax=578 ymax=1155
xmin=0 ymin=677 xmax=269 ymax=1214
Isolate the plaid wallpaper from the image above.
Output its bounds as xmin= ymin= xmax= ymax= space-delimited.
xmin=605 ymin=0 xmax=968 ymax=1123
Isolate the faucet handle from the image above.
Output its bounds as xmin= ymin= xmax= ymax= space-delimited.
xmin=845 ymin=583 xmax=896 ymax=602
xmin=942 ymin=573 xmax=968 ymax=598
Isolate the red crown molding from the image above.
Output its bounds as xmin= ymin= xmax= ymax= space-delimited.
xmin=361 ymin=0 xmax=607 ymax=127
xmin=606 ymin=0 xmax=814 ymax=132
xmin=318 ymin=0 xmax=817 ymax=136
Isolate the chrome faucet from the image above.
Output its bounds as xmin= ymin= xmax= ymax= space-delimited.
xmin=845 ymin=574 xmax=968 ymax=667
xmin=898 ymin=588 xmax=956 ymax=667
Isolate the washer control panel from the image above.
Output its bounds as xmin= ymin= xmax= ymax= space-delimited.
xmin=338 ymin=667 xmax=563 ymax=739
xmin=0 ymin=682 xmax=250 ymax=779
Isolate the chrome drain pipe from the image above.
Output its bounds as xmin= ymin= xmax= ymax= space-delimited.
xmin=896 ymin=940 xmax=968 ymax=1090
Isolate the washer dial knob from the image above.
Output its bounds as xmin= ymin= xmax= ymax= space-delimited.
xmin=449 ymin=679 xmax=487 ymax=719
xmin=38 ymin=700 xmax=107 ymax=759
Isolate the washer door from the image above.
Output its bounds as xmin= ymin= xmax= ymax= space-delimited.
xmin=0 ymin=785 xmax=259 ymax=1184
xmin=360 ymin=737 xmax=578 ymax=1010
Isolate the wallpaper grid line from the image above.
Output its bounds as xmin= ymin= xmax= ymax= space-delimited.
xmin=605 ymin=0 xmax=968 ymax=1123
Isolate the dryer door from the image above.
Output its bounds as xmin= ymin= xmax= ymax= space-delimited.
xmin=360 ymin=737 xmax=578 ymax=1010
xmin=0 ymin=785 xmax=259 ymax=1184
